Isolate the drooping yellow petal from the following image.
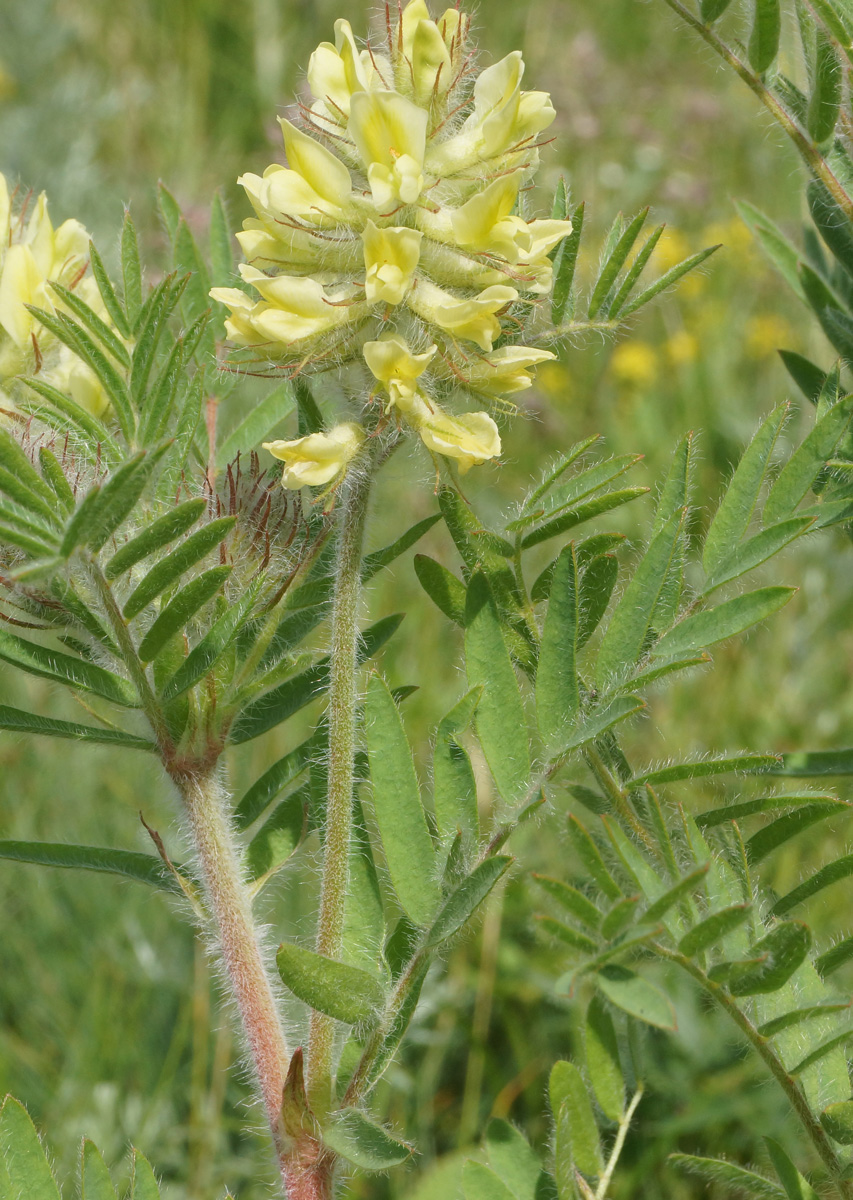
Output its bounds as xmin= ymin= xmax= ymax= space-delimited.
xmin=363 ymin=331 xmax=436 ymax=410
xmin=451 ymin=172 xmax=526 ymax=261
xmin=361 ymin=220 xmax=422 ymax=304
xmin=407 ymin=393 xmax=501 ymax=473
xmin=409 ymin=278 xmax=517 ymax=351
xmin=0 ymin=243 xmax=42 ymax=348
xmin=263 ymin=422 xmax=364 ymax=488
xmin=461 ymin=345 xmax=555 ymax=396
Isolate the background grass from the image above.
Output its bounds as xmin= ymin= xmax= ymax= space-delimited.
xmin=2 ymin=1 xmax=852 ymax=1196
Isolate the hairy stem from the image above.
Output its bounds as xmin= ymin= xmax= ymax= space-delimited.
xmin=657 ymin=945 xmax=853 ymax=1197
xmin=660 ymin=0 xmax=853 ymax=222
xmin=176 ymin=768 xmax=291 ymax=1173
xmin=307 ymin=450 xmax=376 ymax=1110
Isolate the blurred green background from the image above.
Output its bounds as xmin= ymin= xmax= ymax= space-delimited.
xmin=2 ymin=1 xmax=852 ymax=1197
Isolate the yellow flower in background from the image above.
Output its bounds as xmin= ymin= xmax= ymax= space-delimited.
xmin=263 ymin=422 xmax=365 ymax=488
xmin=746 ymin=314 xmax=794 ymax=359
xmin=609 ymin=341 xmax=659 ymax=388
xmin=665 ymin=330 xmax=699 ymax=367
xmin=363 ymin=333 xmax=436 ymax=412
xmin=652 ymin=228 xmax=691 ymax=274
xmin=220 ymin=0 xmax=564 ymax=474
xmin=362 ymin=221 xmax=422 ymax=305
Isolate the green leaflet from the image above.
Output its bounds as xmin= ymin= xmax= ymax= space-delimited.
xmin=246 ymin=785 xmax=307 ymax=880
xmin=38 ymin=448 xmax=74 ymax=511
xmin=567 ymin=815 xmax=622 ymax=900
xmin=704 ymin=517 xmax=814 ymax=591
xmin=669 ymin=1154 xmax=785 ymax=1198
xmin=630 ymin=753 xmax=778 ymax=786
xmin=764 ymin=393 xmax=853 ymax=524
xmin=120 ymin=211 xmax=143 ymax=326
xmin=465 ymin=572 xmax=530 ymax=801
xmin=425 ymin=856 xmax=511 ymax=947
xmin=643 ymin=865 xmax=709 ymax=922
xmin=483 ymin=1119 xmax=545 ymax=1200
xmin=0 ymin=1097 xmax=60 ymax=1200
xmin=713 ymin=922 xmax=812 ymax=995
xmin=770 ymin=748 xmax=853 ymax=775
xmin=0 ymin=840 xmax=187 ymax=894
xmin=130 ymin=1150 xmax=161 ymax=1200
xmin=0 ymin=629 xmax=137 ymax=706
xmin=560 ymin=695 xmax=645 ymax=752
xmin=678 ymin=904 xmax=752 ymax=955
xmin=736 ymin=204 xmax=805 ymax=304
xmin=779 ymin=350 xmax=826 ymax=405
xmin=524 ymin=436 xmax=600 ymax=513
xmin=462 ymin=1161 xmax=517 ymax=1200
xmin=600 ymin=896 xmax=640 ymax=939
xmin=551 ymin=200 xmax=584 ymax=325
xmin=322 ymin=1110 xmax=411 ymax=1171
xmin=89 ymin=239 xmax=131 ymax=339
xmin=123 ymin=517 xmax=236 ymax=619
xmin=160 ymin=581 xmax=260 ymax=701
xmin=362 ymin=513 xmax=442 ymax=580
xmin=48 ymin=280 xmax=130 ymax=370
xmin=549 ymin=1060 xmax=603 ymax=1178
xmin=595 ymin=509 xmax=686 ymax=684
xmin=609 ymin=223 xmax=665 ymax=318
xmin=772 ymin=854 xmax=853 ymax=915
xmin=820 ymin=1102 xmax=853 ymax=1145
xmin=209 ymin=191 xmax=234 ymax=283
xmin=702 ymin=401 xmax=789 ymax=573
xmin=533 ymin=875 xmax=601 ymax=930
xmin=82 ymin=1139 xmax=118 ymax=1200
xmin=651 ymin=586 xmax=795 ymax=659
xmin=432 ymin=688 xmax=481 ymax=846
xmin=758 ymin=1002 xmax=852 ymax=1037
xmin=696 ymin=790 xmax=834 ymax=828
xmin=0 ymin=705 xmax=155 ymax=749
xmin=216 ymin=384 xmax=295 ymax=469
xmin=536 ymin=543 xmax=580 ymax=749
xmin=589 ymin=208 xmax=649 ymax=318
xmin=234 ymin=732 xmax=319 ymax=831
xmin=585 ymin=995 xmax=624 ymax=1121
xmin=342 ymin=800 xmax=386 ymax=974
xmin=0 ymin=428 xmax=58 ymax=512
xmin=520 ymin=486 xmax=649 ymax=549
xmin=808 ymin=33 xmax=842 ymax=143
xmin=745 ymin=801 xmax=849 ymax=863
xmin=789 ymin=1028 xmax=853 ymax=1075
xmin=595 ymin=965 xmax=676 ymax=1030
xmin=618 ymin=244 xmax=719 ymax=317
xmin=809 ymin=181 xmax=853 ymax=277
xmin=105 ymin=497 xmax=206 ymax=579
xmin=276 ymin=943 xmax=386 ymax=1025
xmin=749 ymin=0 xmax=781 ymax=73
xmin=138 ymin=565 xmax=232 ymax=661
xmin=365 ymin=674 xmax=439 ymax=927
xmin=539 ymin=915 xmax=598 ymax=954
xmin=816 ymin=936 xmax=853 ymax=977
xmin=414 ymin=554 xmax=467 ymax=625
xmin=229 ymin=615 xmax=404 ymax=743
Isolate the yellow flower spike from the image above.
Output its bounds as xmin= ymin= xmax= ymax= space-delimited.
xmin=399 ymin=0 xmax=453 ymax=105
xmin=409 ymin=279 xmax=518 ymax=351
xmin=263 ymin=422 xmax=365 ymax=488
xmin=348 ymin=90 xmax=428 ymax=210
xmin=361 ymin=220 xmax=422 ymax=305
xmin=461 ymin=345 xmax=557 ymax=396
xmin=363 ymin=332 xmax=436 ymax=411
xmin=407 ymin=392 xmax=501 ymax=473
xmin=307 ymin=18 xmax=387 ymax=123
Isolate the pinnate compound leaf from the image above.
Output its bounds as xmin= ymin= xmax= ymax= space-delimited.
xmin=669 ymin=1154 xmax=785 ymax=1198
xmin=123 ymin=517 xmax=236 ymax=619
xmin=618 ymin=245 xmax=719 ymax=318
xmin=0 ymin=1097 xmax=60 ymax=1200
xmin=595 ymin=965 xmax=676 ymax=1030
xmin=0 ymin=841 xmax=186 ymax=894
xmin=276 ymin=943 xmax=386 ymax=1025
xmin=365 ymin=674 xmax=439 ymax=927
xmin=585 ymin=995 xmax=624 ymax=1121
xmin=160 ymin=581 xmax=260 ymax=701
xmin=426 ymin=856 xmax=511 ymax=947
xmin=0 ymin=705 xmax=154 ymax=749
xmin=82 ymin=1139 xmax=118 ymax=1200
xmin=105 ymin=497 xmax=206 ymax=579
xmin=536 ymin=544 xmax=580 ymax=749
xmin=465 ymin=572 xmax=529 ymax=800
xmin=651 ymin=587 xmax=795 ymax=659
xmin=549 ymin=1060 xmax=603 ymax=1178
xmin=462 ymin=1160 xmax=517 ymax=1200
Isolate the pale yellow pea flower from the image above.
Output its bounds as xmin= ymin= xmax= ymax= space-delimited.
xmin=398 ymin=0 xmax=454 ymax=104
xmin=461 ymin=345 xmax=557 ymax=396
xmin=407 ymin=392 xmax=501 ymax=472
xmin=348 ymin=90 xmax=428 ymax=210
xmin=408 ymin=279 xmax=518 ymax=351
xmin=238 ymin=121 xmax=352 ymax=227
xmin=211 ymin=265 xmax=365 ymax=350
xmin=362 ymin=332 xmax=437 ymax=411
xmin=263 ymin=422 xmax=365 ymax=488
xmin=361 ymin=220 xmax=422 ymax=305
